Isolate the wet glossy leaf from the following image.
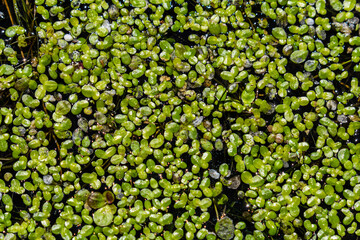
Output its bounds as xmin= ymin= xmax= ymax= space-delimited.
xmin=86 ymin=192 xmax=106 ymax=209
xmin=290 ymin=50 xmax=309 ymax=64
xmin=241 ymin=171 xmax=252 ymax=184
xmin=55 ymin=101 xmax=71 ymax=115
xmin=130 ymin=0 xmax=147 ymax=8
xmin=93 ymin=205 xmax=114 ymax=226
xmin=272 ymin=27 xmax=287 ymax=40
xmin=344 ymin=0 xmax=356 ymax=11
xmin=304 ymin=60 xmax=318 ymax=72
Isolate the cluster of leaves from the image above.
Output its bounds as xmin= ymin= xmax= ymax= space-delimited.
xmin=0 ymin=0 xmax=360 ymax=239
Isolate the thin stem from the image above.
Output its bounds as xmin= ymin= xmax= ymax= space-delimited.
xmin=215 ymin=89 xmax=228 ymax=106
xmin=213 ymin=200 xmax=220 ymax=221
xmin=247 ymin=17 xmax=255 ymax=30
xmin=83 ymin=155 xmax=96 ymax=172
xmin=52 ymin=133 xmax=59 ymax=150
xmin=2 ymin=165 xmax=14 ymax=169
xmin=19 ymin=47 xmax=25 ymax=61
xmin=102 ymin=158 xmax=112 ymax=170
xmin=0 ymin=157 xmax=15 ymax=160
xmin=28 ymin=3 xmax=38 ymax=59
xmin=52 ymin=133 xmax=62 ymax=164
xmin=42 ymin=101 xmax=48 ymax=115
xmin=3 ymin=0 xmax=15 ymax=25
xmin=10 ymin=36 xmax=36 ymax=43
xmin=13 ymin=0 xmax=21 ymax=25
xmin=339 ymin=81 xmax=350 ymax=89
xmin=14 ymin=59 xmax=30 ymax=69
xmin=341 ymin=60 xmax=352 ymax=65
xmin=13 ymin=0 xmax=25 ymax=61
xmin=222 ymin=205 xmax=227 ymax=217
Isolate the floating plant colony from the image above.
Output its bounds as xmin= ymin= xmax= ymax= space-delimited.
xmin=0 ymin=0 xmax=360 ymax=239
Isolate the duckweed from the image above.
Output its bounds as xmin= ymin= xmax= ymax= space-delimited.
xmin=0 ymin=0 xmax=360 ymax=239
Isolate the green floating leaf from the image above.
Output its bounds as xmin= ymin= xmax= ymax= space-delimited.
xmin=304 ymin=60 xmax=318 ymax=72
xmin=55 ymin=100 xmax=71 ymax=115
xmin=215 ymin=217 xmax=235 ymax=240
xmin=86 ymin=192 xmax=106 ymax=209
xmin=219 ymin=163 xmax=229 ymax=176
xmin=272 ymin=27 xmax=287 ymax=40
xmin=130 ymin=0 xmax=147 ymax=8
xmin=330 ymin=0 xmax=343 ymax=11
xmin=1 ymin=64 xmax=14 ymax=75
xmin=143 ymin=123 xmax=156 ymax=139
xmin=0 ymin=140 xmax=8 ymax=152
xmin=241 ymin=171 xmax=252 ymax=184
xmin=93 ymin=205 xmax=114 ymax=227
xmin=250 ymin=175 xmax=265 ymax=187
xmin=290 ymin=50 xmax=309 ymax=64
xmin=338 ymin=148 xmax=350 ymax=164
xmin=216 ymin=194 xmax=229 ymax=205
xmin=343 ymin=0 xmax=355 ymax=11
xmin=241 ymin=90 xmax=255 ymax=105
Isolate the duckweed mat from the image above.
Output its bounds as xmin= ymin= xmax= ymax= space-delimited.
xmin=0 ymin=0 xmax=360 ymax=239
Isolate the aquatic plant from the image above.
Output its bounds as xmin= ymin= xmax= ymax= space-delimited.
xmin=0 ymin=0 xmax=360 ymax=239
